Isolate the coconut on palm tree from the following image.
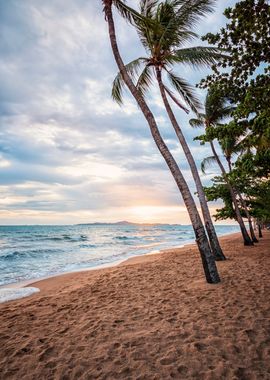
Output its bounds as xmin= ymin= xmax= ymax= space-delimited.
xmin=111 ymin=0 xmax=226 ymax=260
xmin=102 ymin=0 xmax=221 ymax=283
xmin=189 ymin=87 xmax=254 ymax=245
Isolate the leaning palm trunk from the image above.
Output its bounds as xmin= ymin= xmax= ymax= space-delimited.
xmin=236 ymin=192 xmax=258 ymax=243
xmin=258 ymin=221 xmax=263 ymax=238
xmin=156 ymin=68 xmax=226 ymax=261
xmin=103 ymin=1 xmax=220 ymax=283
xmin=209 ymin=141 xmax=253 ymax=246
xmin=226 ymin=158 xmax=258 ymax=243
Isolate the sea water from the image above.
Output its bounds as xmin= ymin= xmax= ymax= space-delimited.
xmin=0 ymin=224 xmax=239 ymax=286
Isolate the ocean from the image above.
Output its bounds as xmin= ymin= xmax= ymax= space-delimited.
xmin=0 ymin=223 xmax=239 ymax=286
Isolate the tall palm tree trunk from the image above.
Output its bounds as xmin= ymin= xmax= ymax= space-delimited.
xmin=235 ymin=191 xmax=258 ymax=242
xmin=103 ymin=1 xmax=220 ymax=283
xmin=156 ymin=68 xmax=226 ymax=261
xmin=226 ymin=158 xmax=258 ymax=243
xmin=209 ymin=141 xmax=253 ymax=246
xmin=258 ymin=221 xmax=263 ymax=238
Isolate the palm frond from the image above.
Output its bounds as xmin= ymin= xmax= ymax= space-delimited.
xmin=220 ymin=136 xmax=242 ymax=158
xmin=201 ymin=155 xmax=217 ymax=174
xmin=189 ymin=118 xmax=205 ymax=128
xmin=134 ymin=15 xmax=159 ymax=53
xmin=163 ymin=85 xmax=189 ymax=113
xmin=111 ymin=57 xmax=146 ymax=104
xmin=174 ymin=31 xmax=199 ymax=45
xmin=153 ymin=1 xmax=199 ymax=50
xmin=172 ymin=46 xmax=227 ymax=68
xmin=215 ymin=105 xmax=235 ymax=121
xmin=114 ymin=1 xmax=158 ymax=53
xmin=140 ymin=0 xmax=159 ymax=17
xmin=156 ymin=2 xmax=180 ymax=50
xmin=113 ymin=0 xmax=146 ymax=24
xmin=175 ymin=0 xmax=215 ymax=30
xmin=167 ymin=71 xmax=202 ymax=113
xmin=204 ymin=86 xmax=233 ymax=123
xmin=136 ymin=65 xmax=154 ymax=99
xmin=138 ymin=1 xmax=195 ymax=54
xmin=112 ymin=73 xmax=124 ymax=105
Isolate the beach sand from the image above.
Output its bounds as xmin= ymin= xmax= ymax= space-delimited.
xmin=0 ymin=231 xmax=269 ymax=379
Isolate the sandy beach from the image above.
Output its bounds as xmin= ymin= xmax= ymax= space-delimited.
xmin=0 ymin=231 xmax=269 ymax=379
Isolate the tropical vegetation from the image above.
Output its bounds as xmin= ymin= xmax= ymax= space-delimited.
xmin=197 ymin=0 xmax=270 ymax=238
xmin=189 ymin=87 xmax=256 ymax=245
xmin=102 ymin=0 xmax=270 ymax=283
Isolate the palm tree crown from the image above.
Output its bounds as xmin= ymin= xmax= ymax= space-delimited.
xmin=189 ymin=87 xmax=238 ymax=172
xmin=189 ymin=86 xmax=234 ymax=127
xmin=112 ymin=0 xmax=225 ymax=113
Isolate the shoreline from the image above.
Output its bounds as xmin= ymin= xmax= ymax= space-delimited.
xmin=0 ymin=230 xmax=240 ymax=294
xmin=0 ymin=231 xmax=269 ymax=379
xmin=0 ymin=231 xmax=241 ymax=303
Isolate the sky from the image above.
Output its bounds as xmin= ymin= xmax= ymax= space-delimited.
xmin=0 ymin=0 xmax=237 ymax=225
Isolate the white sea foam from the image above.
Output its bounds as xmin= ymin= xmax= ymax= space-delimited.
xmin=0 ymin=287 xmax=40 ymax=303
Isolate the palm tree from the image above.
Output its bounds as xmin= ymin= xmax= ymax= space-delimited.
xmin=189 ymin=88 xmax=254 ymax=245
xmin=220 ymin=136 xmax=258 ymax=242
xmin=102 ymin=0 xmax=221 ymax=283
xmin=111 ymin=0 xmax=226 ymax=260
xmin=201 ymin=135 xmax=259 ymax=243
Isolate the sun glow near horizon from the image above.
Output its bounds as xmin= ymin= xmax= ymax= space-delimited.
xmin=0 ymin=203 xmax=237 ymax=226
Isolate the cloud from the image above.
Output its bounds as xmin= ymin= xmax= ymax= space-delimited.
xmin=0 ymin=0 xmax=234 ymax=224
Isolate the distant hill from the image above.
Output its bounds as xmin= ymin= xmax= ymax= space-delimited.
xmin=77 ymin=221 xmax=133 ymax=226
xmin=77 ymin=221 xmax=181 ymax=226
